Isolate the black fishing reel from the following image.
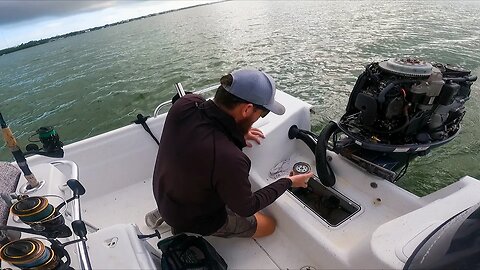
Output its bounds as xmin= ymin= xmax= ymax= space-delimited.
xmin=2 ymin=183 xmax=88 ymax=239
xmin=0 ymin=238 xmax=72 ymax=270
xmin=10 ymin=195 xmax=71 ymax=238
xmin=25 ymin=126 xmax=64 ymax=158
xmin=0 ymin=180 xmax=90 ymax=269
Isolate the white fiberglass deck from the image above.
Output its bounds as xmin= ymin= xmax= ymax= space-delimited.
xmin=79 ymin=177 xmax=283 ymax=269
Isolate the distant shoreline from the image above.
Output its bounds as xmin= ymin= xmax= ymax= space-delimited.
xmin=0 ymin=1 xmax=224 ymax=57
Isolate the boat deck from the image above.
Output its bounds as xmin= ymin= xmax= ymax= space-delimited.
xmin=80 ymin=177 xmax=311 ymax=269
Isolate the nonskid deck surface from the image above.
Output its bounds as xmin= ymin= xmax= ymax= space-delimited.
xmin=80 ymin=177 xmax=283 ymax=269
xmin=81 ymin=178 xmax=157 ymax=230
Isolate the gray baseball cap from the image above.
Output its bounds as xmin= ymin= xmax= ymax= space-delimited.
xmin=223 ymin=69 xmax=285 ymax=115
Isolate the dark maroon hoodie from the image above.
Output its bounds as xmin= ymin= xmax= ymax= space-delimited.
xmin=153 ymin=94 xmax=291 ymax=235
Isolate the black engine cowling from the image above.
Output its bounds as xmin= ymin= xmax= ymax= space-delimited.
xmin=343 ymin=58 xmax=476 ymax=145
xmin=290 ymin=58 xmax=477 ymax=186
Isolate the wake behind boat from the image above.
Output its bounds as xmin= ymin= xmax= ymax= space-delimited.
xmin=0 ymin=59 xmax=479 ymax=269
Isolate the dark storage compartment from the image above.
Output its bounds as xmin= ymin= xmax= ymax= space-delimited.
xmin=289 ymin=175 xmax=360 ymax=226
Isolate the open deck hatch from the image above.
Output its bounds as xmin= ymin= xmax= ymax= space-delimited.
xmin=290 ymin=176 xmax=360 ymax=227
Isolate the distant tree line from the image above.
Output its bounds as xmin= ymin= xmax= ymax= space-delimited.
xmin=0 ymin=2 xmax=220 ymax=56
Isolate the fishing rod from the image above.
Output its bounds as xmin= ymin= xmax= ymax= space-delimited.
xmin=0 ymin=112 xmax=40 ymax=189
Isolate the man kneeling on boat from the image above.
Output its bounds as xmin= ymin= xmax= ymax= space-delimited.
xmin=148 ymin=69 xmax=313 ymax=238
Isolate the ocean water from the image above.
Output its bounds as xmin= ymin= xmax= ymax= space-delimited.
xmin=0 ymin=1 xmax=479 ymax=195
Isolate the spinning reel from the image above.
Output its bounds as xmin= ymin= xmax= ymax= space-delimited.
xmin=0 ymin=180 xmax=89 ymax=270
xmin=10 ymin=195 xmax=71 ymax=238
xmin=1 ymin=238 xmax=71 ymax=270
xmin=25 ymin=126 xmax=64 ymax=158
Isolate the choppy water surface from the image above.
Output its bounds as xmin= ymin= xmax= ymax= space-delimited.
xmin=1 ymin=1 xmax=479 ymax=195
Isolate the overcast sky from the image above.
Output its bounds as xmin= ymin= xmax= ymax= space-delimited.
xmin=0 ymin=1 xmax=219 ymax=50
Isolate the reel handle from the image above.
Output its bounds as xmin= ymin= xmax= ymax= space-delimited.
xmin=67 ymin=179 xmax=86 ymax=197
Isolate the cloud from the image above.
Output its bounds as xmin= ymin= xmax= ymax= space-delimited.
xmin=0 ymin=1 xmax=220 ymax=50
xmin=0 ymin=1 xmax=118 ymax=25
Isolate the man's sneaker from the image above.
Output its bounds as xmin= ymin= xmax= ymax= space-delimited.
xmin=145 ymin=208 xmax=164 ymax=229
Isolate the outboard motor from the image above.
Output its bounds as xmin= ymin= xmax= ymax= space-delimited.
xmin=290 ymin=58 xmax=477 ymax=185
xmin=343 ymin=58 xmax=475 ymax=145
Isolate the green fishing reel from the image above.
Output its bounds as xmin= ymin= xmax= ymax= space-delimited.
xmin=26 ymin=126 xmax=64 ymax=158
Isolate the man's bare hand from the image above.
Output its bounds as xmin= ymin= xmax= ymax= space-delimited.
xmin=289 ymin=172 xmax=314 ymax=188
xmin=244 ymin=128 xmax=265 ymax=147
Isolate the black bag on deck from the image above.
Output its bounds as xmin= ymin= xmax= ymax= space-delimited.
xmin=157 ymin=233 xmax=228 ymax=270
